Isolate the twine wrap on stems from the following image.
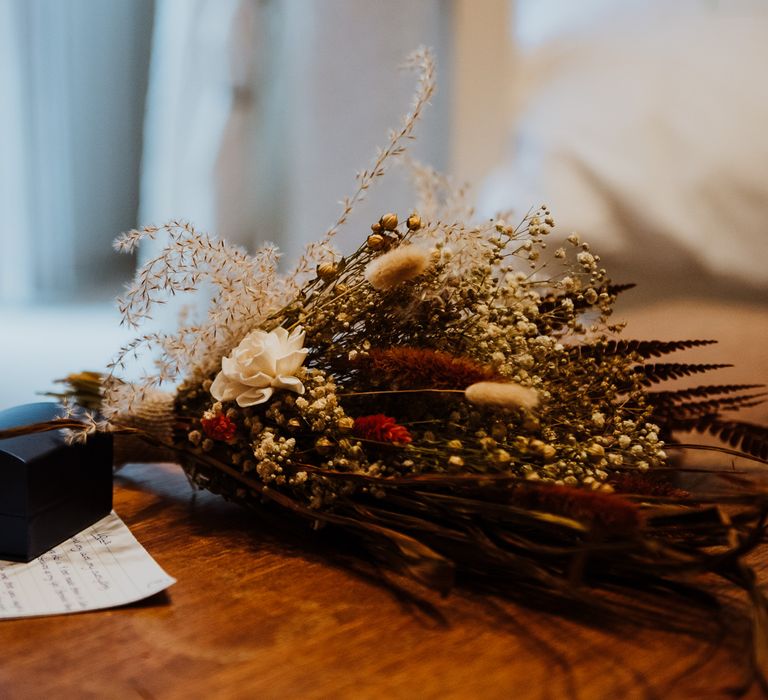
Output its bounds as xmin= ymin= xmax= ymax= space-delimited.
xmin=113 ymin=389 xmax=177 ymax=466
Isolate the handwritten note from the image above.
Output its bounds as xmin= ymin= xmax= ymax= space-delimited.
xmin=0 ymin=511 xmax=175 ymax=619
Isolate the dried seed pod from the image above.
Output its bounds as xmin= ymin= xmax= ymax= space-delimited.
xmin=586 ymin=443 xmax=605 ymax=462
xmin=541 ymin=445 xmax=557 ymax=462
xmin=316 ymin=262 xmax=338 ymax=281
xmin=406 ymin=213 xmax=422 ymax=230
xmin=479 ymin=436 xmax=497 ymax=451
xmin=315 ymin=437 xmax=334 ymax=455
xmin=367 ymin=233 xmax=386 ymax=250
xmin=337 ymin=416 xmax=355 ymax=432
xmin=493 ymin=448 xmax=512 ymax=465
xmin=380 ymin=212 xmax=398 ymax=231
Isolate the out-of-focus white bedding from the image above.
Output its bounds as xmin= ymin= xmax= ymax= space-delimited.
xmin=481 ymin=6 xmax=768 ymax=297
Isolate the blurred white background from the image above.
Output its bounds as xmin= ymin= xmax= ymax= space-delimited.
xmin=1 ymin=0 xmax=766 ymax=409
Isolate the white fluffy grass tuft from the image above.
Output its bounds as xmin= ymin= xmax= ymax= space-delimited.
xmin=364 ymin=245 xmax=431 ymax=291
xmin=464 ymin=381 xmax=539 ymax=410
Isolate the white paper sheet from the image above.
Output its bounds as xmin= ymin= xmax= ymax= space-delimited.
xmin=0 ymin=511 xmax=176 ymax=619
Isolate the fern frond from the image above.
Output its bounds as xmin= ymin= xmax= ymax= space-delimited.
xmin=648 ymin=384 xmax=765 ymax=403
xmin=695 ymin=419 xmax=768 ymax=461
xmin=655 ymin=393 xmax=767 ymax=419
xmin=573 ymin=339 xmax=717 ymax=360
xmin=538 ymin=284 xmax=636 ymax=330
xmin=607 ymin=282 xmax=638 ymax=296
xmin=639 ymin=363 xmax=732 ymax=385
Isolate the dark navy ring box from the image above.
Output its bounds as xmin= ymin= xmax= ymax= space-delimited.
xmin=0 ymin=403 xmax=113 ymax=562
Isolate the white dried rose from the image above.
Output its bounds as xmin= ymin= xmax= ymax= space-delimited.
xmin=210 ymin=327 xmax=308 ymax=407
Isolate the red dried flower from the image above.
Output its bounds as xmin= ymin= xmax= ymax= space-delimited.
xmin=609 ymin=473 xmax=689 ymax=499
xmin=353 ymin=414 xmax=412 ymax=445
xmin=365 ymin=347 xmax=497 ymax=390
xmin=201 ymin=412 xmax=237 ymax=441
xmin=513 ymin=484 xmax=643 ymax=534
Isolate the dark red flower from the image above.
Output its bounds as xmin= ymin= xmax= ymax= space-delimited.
xmin=364 ymin=347 xmax=497 ymax=390
xmin=512 ymin=484 xmax=643 ymax=534
xmin=353 ymin=414 xmax=412 ymax=445
xmin=201 ymin=412 xmax=237 ymax=441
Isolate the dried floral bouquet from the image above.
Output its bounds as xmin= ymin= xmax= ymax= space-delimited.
xmin=6 ymin=48 xmax=768 ymax=687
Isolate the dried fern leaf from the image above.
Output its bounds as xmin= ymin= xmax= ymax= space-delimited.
xmin=638 ymin=362 xmax=733 ymax=384
xmin=674 ymin=417 xmax=768 ymax=461
xmin=648 ymin=384 xmax=765 ymax=402
xmin=574 ymin=339 xmax=718 ymax=360
xmin=664 ymin=393 xmax=767 ymax=417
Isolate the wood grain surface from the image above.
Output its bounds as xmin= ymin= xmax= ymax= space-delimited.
xmin=1 ymin=300 xmax=766 ymax=699
xmin=0 ymin=459 xmax=763 ymax=700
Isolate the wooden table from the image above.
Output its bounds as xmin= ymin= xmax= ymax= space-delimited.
xmin=0 ymin=459 xmax=764 ymax=700
xmin=2 ymin=299 xmax=767 ymax=699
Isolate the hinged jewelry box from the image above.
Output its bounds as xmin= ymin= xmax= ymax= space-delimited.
xmin=0 ymin=403 xmax=112 ymax=562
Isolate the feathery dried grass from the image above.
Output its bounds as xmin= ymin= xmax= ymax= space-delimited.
xmin=465 ymin=381 xmax=540 ymax=410
xmin=364 ymin=245 xmax=431 ymax=290
xmin=108 ymin=49 xmax=437 ymax=415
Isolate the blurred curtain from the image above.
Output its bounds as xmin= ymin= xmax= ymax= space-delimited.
xmin=138 ymin=0 xmax=247 ymax=242
xmin=0 ymin=0 xmax=154 ymax=304
xmin=0 ymin=1 xmax=32 ymax=303
xmin=139 ymin=0 xmax=453 ymax=264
